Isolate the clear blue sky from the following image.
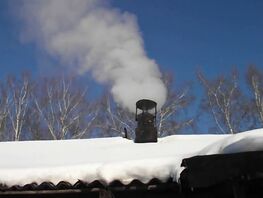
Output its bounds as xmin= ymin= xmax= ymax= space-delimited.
xmin=0 ymin=0 xmax=263 ymax=132
xmin=112 ymin=0 xmax=263 ymax=80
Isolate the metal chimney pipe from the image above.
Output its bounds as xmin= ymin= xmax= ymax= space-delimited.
xmin=135 ymin=99 xmax=157 ymax=143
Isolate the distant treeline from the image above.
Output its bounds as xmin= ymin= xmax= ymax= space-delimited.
xmin=0 ymin=65 xmax=262 ymax=141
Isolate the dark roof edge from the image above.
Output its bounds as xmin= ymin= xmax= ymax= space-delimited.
xmin=0 ymin=178 xmax=179 ymax=194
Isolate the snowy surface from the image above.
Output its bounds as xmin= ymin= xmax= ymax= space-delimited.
xmin=0 ymin=128 xmax=263 ymax=187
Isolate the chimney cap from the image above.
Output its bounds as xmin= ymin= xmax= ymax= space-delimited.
xmin=136 ymin=99 xmax=157 ymax=110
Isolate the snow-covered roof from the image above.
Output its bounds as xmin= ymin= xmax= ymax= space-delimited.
xmin=0 ymin=128 xmax=263 ymax=187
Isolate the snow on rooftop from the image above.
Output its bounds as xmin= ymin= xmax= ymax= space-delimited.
xmin=0 ymin=128 xmax=263 ymax=187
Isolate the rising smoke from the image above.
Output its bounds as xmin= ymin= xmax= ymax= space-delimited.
xmin=17 ymin=0 xmax=167 ymax=112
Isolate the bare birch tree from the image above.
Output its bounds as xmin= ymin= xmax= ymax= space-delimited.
xmin=25 ymin=103 xmax=44 ymax=140
xmin=156 ymin=73 xmax=194 ymax=136
xmin=198 ymin=70 xmax=248 ymax=134
xmin=0 ymin=85 xmax=9 ymax=140
xmin=34 ymin=76 xmax=98 ymax=139
xmin=7 ymin=74 xmax=31 ymax=141
xmin=95 ymin=93 xmax=135 ymax=138
xmin=246 ymin=65 xmax=263 ymax=127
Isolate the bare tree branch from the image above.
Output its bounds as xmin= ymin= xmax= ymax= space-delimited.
xmin=198 ymin=70 xmax=246 ymax=134
xmin=34 ymin=76 xmax=97 ymax=139
xmin=7 ymin=74 xmax=31 ymax=141
xmin=247 ymin=65 xmax=263 ymax=127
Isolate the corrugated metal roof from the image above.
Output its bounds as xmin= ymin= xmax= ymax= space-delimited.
xmin=0 ymin=134 xmax=228 ymax=187
xmin=0 ymin=178 xmax=178 ymax=192
xmin=1 ymin=129 xmax=263 ymax=194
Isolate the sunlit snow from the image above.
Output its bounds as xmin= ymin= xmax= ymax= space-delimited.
xmin=0 ymin=128 xmax=262 ymax=187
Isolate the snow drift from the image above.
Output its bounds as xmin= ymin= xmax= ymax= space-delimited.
xmin=17 ymin=0 xmax=167 ymax=112
xmin=0 ymin=128 xmax=263 ymax=187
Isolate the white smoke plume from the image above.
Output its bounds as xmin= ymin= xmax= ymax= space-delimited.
xmin=18 ymin=0 xmax=167 ymax=112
